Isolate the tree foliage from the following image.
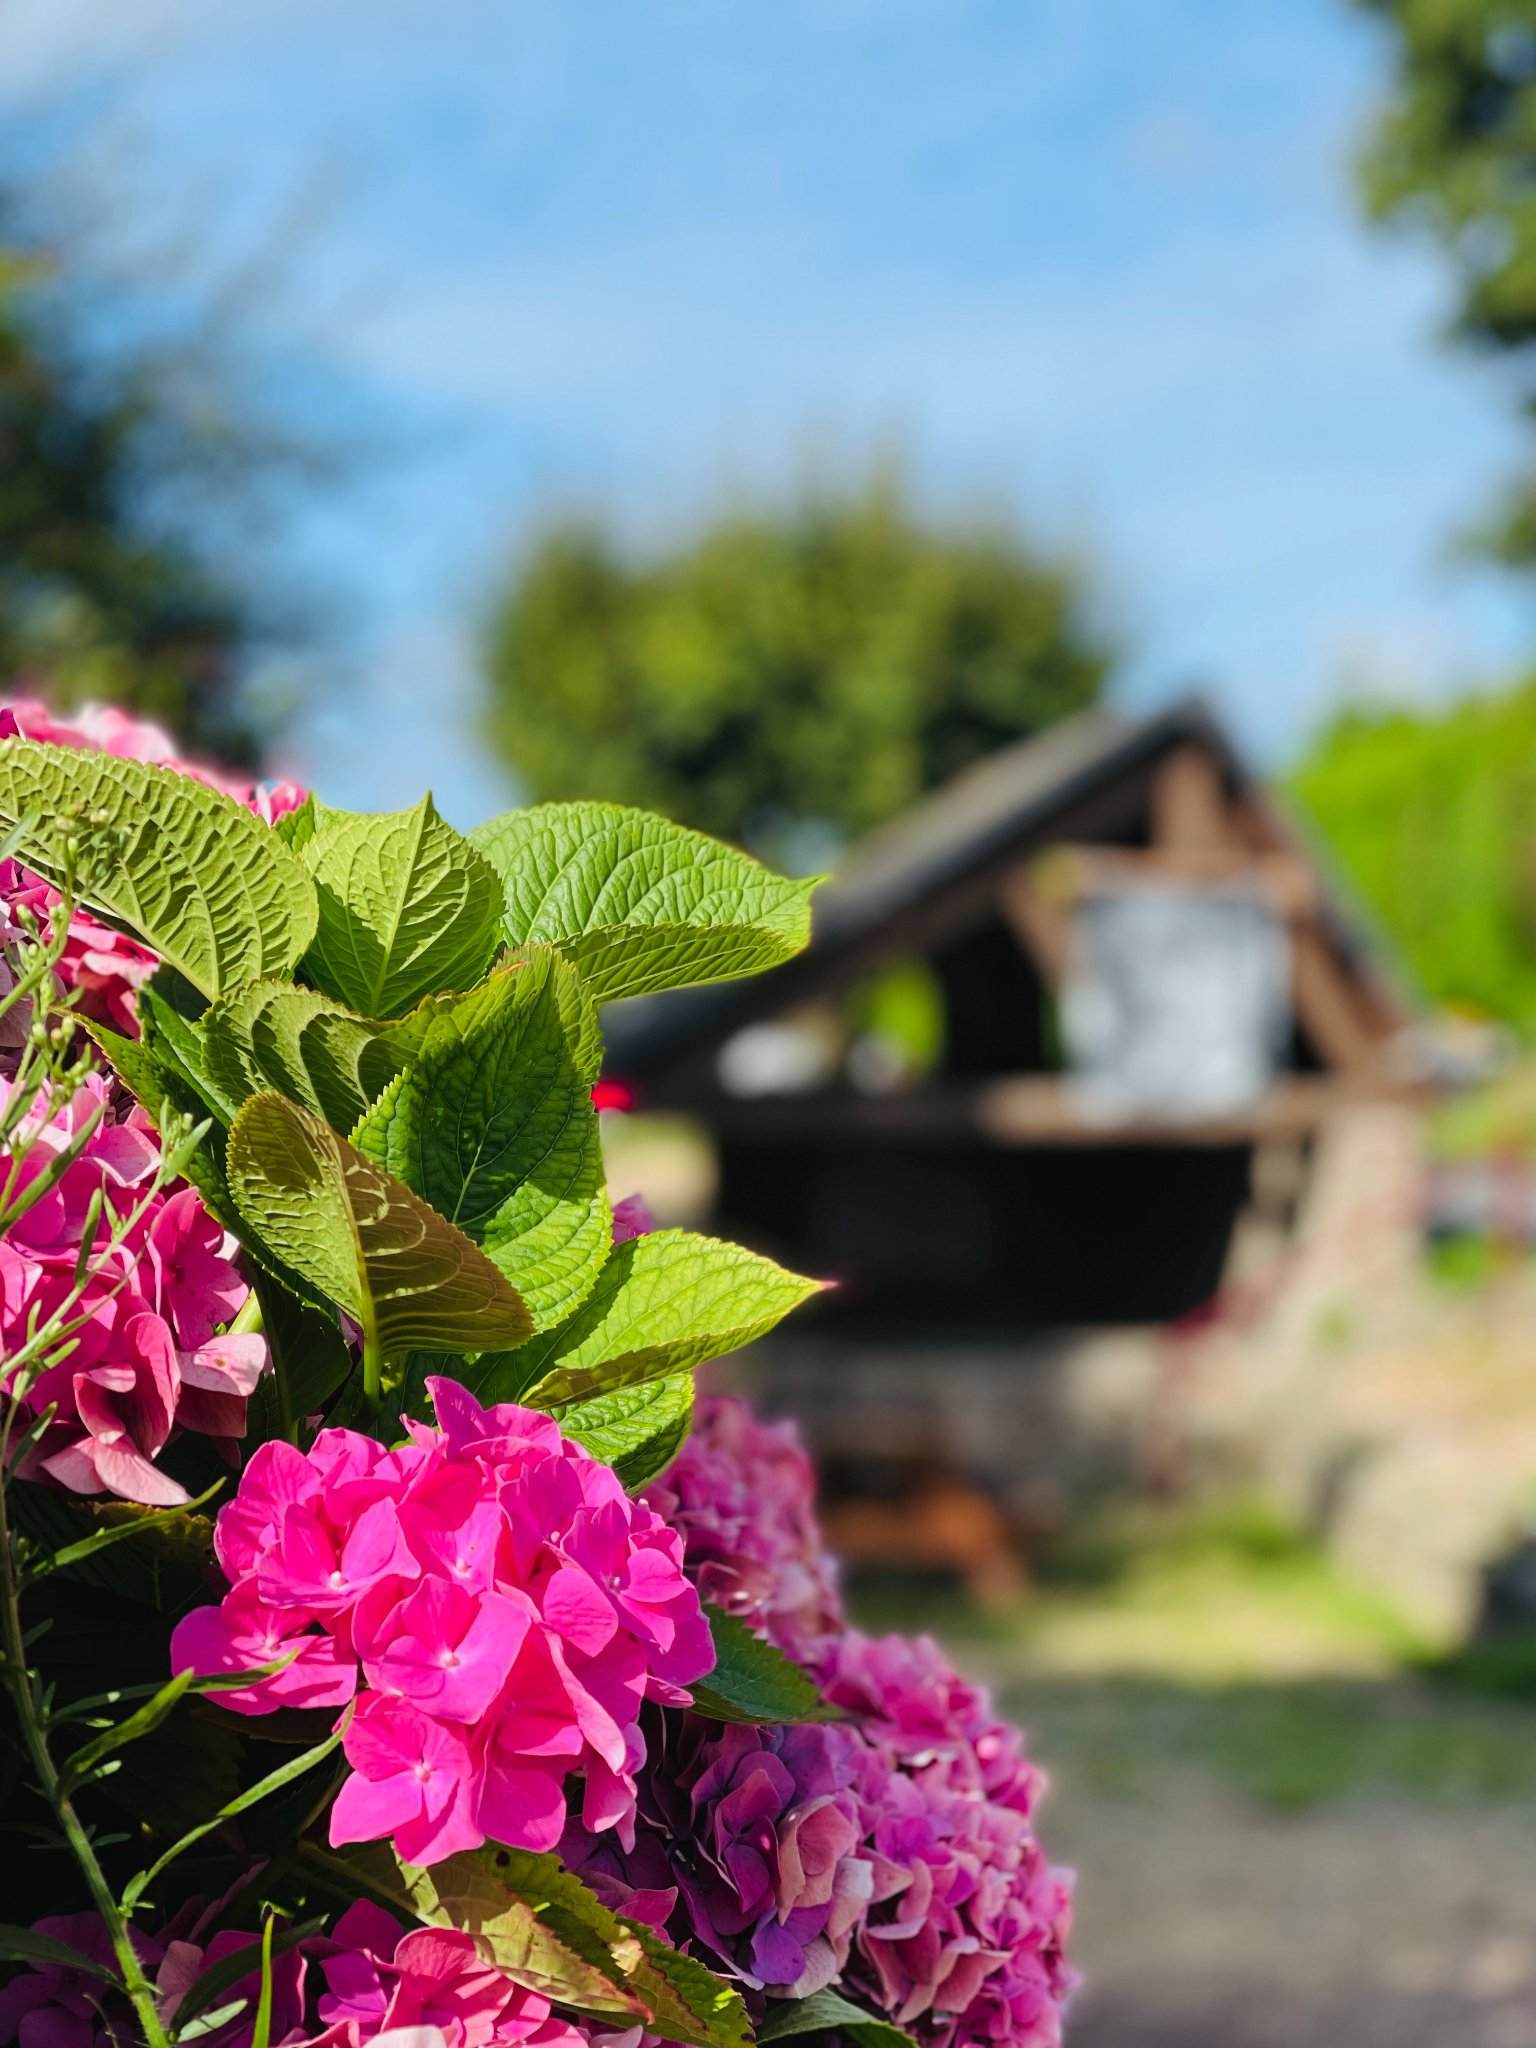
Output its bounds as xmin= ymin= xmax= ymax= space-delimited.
xmin=1289 ymin=678 xmax=1536 ymax=1027
xmin=1354 ymin=1 xmax=1536 ymax=560
xmin=0 ymin=236 xmax=260 ymax=759
xmin=482 ymin=476 xmax=1112 ymax=857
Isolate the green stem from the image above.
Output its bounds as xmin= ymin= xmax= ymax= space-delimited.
xmin=228 ymin=1291 xmax=265 ymax=1338
xmin=359 ymin=1300 xmax=383 ymax=1414
xmin=0 ymin=1462 xmax=171 ymax=2048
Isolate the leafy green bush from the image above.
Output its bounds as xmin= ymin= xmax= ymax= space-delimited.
xmin=1288 ymin=681 xmax=1536 ymax=1029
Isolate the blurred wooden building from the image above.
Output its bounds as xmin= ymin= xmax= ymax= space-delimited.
xmin=607 ymin=698 xmax=1415 ymax=1333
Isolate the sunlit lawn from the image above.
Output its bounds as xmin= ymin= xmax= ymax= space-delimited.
xmin=847 ymin=1497 xmax=1536 ymax=1811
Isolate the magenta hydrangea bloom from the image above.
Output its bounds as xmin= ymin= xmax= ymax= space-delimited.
xmin=608 ymin=1194 xmax=653 ymax=1246
xmin=639 ymin=1396 xmax=844 ymax=1669
xmin=0 ymin=1904 xmax=310 ymax=2048
xmin=821 ymin=1631 xmax=1044 ymax=1816
xmin=306 ymin=1900 xmax=589 ymax=2048
xmin=3 ymin=1072 xmax=270 ymax=1506
xmin=171 ymin=1379 xmax=715 ymax=1866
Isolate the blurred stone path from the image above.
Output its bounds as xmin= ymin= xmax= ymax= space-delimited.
xmin=1004 ymin=1680 xmax=1536 ymax=2048
xmin=850 ymin=1476 xmax=1536 ymax=2047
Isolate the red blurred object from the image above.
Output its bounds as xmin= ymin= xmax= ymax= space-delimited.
xmin=591 ymin=1077 xmax=636 ymax=1112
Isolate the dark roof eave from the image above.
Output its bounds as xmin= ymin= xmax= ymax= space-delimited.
xmin=604 ymin=695 xmax=1238 ymax=1072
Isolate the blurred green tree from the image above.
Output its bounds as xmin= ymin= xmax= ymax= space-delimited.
xmin=482 ymin=476 xmax=1112 ymax=859
xmin=1355 ymin=2 xmax=1536 ymax=561
xmin=1289 ymin=679 xmax=1536 ymax=1026
xmin=0 ymin=236 xmax=257 ymax=763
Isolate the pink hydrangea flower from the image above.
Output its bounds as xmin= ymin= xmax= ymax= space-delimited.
xmin=640 ymin=1396 xmax=844 ymax=1668
xmin=609 ymin=1194 xmax=652 ymax=1246
xmin=0 ymin=856 xmax=158 ymax=1037
xmin=824 ymin=1632 xmax=1075 ymax=2048
xmin=170 ymin=1580 xmax=359 ymax=1715
xmin=0 ymin=1903 xmax=310 ymax=2048
xmin=171 ymin=1379 xmax=715 ymax=1866
xmin=821 ymin=1631 xmax=1044 ymax=1816
xmin=310 ymin=1902 xmax=588 ymax=2048
xmin=4 ymin=1072 xmax=271 ymax=1505
xmin=331 ymin=1695 xmax=483 ymax=1868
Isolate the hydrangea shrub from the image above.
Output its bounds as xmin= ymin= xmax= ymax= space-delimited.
xmin=0 ymin=703 xmax=1073 ymax=2048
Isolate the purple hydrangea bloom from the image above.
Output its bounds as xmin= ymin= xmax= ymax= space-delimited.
xmin=565 ymin=1713 xmax=874 ymax=1999
xmin=640 ymin=1397 xmax=844 ymax=1669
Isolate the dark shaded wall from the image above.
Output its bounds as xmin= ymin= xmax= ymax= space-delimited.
xmin=715 ymin=1138 xmax=1252 ymax=1328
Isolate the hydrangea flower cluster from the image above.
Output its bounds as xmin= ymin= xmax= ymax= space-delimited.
xmin=0 ymin=1902 xmax=309 ymax=2048
xmin=0 ymin=703 xmax=1076 ymax=2048
xmin=565 ymin=1653 xmax=1072 ymax=2048
xmin=4 ymin=1073 xmax=268 ymax=1505
xmin=304 ymin=1901 xmax=589 ymax=2048
xmin=639 ymin=1395 xmax=845 ymax=1669
xmin=826 ymin=1633 xmax=1074 ymax=2048
xmin=171 ymin=1378 xmax=715 ymax=1867
xmin=566 ymin=1714 xmax=873 ymax=2001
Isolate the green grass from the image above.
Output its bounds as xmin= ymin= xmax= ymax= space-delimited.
xmin=851 ymin=1495 xmax=1429 ymax=1682
xmin=846 ymin=1493 xmax=1536 ymax=1812
xmin=1007 ymin=1674 xmax=1536 ymax=1811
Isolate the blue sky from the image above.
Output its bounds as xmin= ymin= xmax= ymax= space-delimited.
xmin=6 ymin=0 xmax=1533 ymax=825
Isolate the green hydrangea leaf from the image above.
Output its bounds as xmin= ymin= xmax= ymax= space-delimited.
xmin=475 ymin=1229 xmax=819 ymax=1408
xmin=393 ymin=1848 xmax=648 ymax=2021
xmin=136 ymin=967 xmax=242 ymax=1125
xmin=0 ymin=1927 xmax=119 ymax=1982
xmin=470 ymin=801 xmax=817 ymax=1002
xmin=250 ymin=1271 xmax=355 ymax=1425
xmin=622 ymin=1926 xmax=756 ymax=2048
xmin=400 ymin=1846 xmax=752 ymax=2048
xmin=226 ymin=1092 xmax=532 ymax=1362
xmin=85 ymin=1022 xmax=234 ymax=1225
xmin=556 ymin=1371 xmax=694 ymax=1488
xmin=88 ymin=1022 xmax=334 ymax=1321
xmin=301 ymin=795 xmax=505 ymax=1017
xmin=201 ymin=981 xmax=409 ymax=1133
xmin=689 ymin=1603 xmax=841 ymax=1726
xmin=353 ymin=950 xmax=609 ymax=1328
xmin=0 ymin=739 xmax=318 ymax=997
xmin=758 ymin=1989 xmax=919 ymax=2048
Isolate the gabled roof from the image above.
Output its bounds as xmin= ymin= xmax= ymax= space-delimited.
xmin=605 ymin=695 xmax=1405 ymax=1077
